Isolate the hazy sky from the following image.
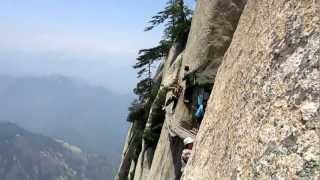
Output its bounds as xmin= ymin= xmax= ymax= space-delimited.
xmin=0 ymin=0 xmax=195 ymax=94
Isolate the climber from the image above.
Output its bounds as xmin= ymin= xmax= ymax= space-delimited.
xmin=164 ymin=83 xmax=183 ymax=113
xmin=181 ymin=137 xmax=194 ymax=172
xmin=182 ymin=66 xmax=195 ymax=104
xmin=194 ymin=94 xmax=205 ymax=128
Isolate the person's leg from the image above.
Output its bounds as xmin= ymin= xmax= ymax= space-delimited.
xmin=187 ymin=87 xmax=194 ymax=103
xmin=183 ymin=88 xmax=189 ymax=102
xmin=196 ymin=118 xmax=202 ymax=129
xmin=184 ymin=87 xmax=193 ymax=103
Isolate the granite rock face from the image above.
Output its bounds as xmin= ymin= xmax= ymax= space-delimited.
xmin=147 ymin=0 xmax=247 ymax=179
xmin=182 ymin=0 xmax=320 ymax=179
xmin=118 ymin=0 xmax=320 ymax=179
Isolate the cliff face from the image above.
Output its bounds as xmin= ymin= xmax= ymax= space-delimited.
xmin=183 ymin=0 xmax=320 ymax=179
xmin=118 ymin=0 xmax=320 ymax=179
xmin=148 ymin=1 xmax=247 ymax=180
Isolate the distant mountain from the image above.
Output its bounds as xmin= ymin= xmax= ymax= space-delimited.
xmin=0 ymin=122 xmax=113 ymax=180
xmin=0 ymin=74 xmax=132 ymax=171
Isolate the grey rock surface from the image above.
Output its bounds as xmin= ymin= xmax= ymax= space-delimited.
xmin=182 ymin=0 xmax=320 ymax=179
xmin=118 ymin=0 xmax=320 ymax=179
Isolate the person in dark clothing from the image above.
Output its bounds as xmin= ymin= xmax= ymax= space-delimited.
xmin=164 ymin=84 xmax=182 ymax=112
xmin=182 ymin=66 xmax=195 ymax=104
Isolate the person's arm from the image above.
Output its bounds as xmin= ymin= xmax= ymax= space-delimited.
xmin=184 ymin=150 xmax=192 ymax=162
xmin=182 ymin=75 xmax=187 ymax=81
xmin=181 ymin=150 xmax=187 ymax=162
xmin=182 ymin=73 xmax=191 ymax=81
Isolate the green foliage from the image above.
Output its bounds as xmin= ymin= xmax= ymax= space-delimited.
xmin=127 ymin=3 xmax=193 ymax=150
xmin=133 ymin=78 xmax=154 ymax=100
xmin=143 ymin=128 xmax=160 ymax=146
xmin=133 ymin=0 xmax=193 ymax=83
xmin=143 ymin=123 xmax=164 ymax=146
xmin=127 ymin=80 xmax=161 ymax=123
xmin=145 ymin=0 xmax=192 ymax=44
xmin=134 ymin=41 xmax=171 ymax=70
xmin=127 ymin=100 xmax=146 ymax=122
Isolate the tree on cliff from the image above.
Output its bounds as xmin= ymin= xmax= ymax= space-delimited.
xmin=145 ymin=0 xmax=192 ymax=46
xmin=127 ymin=0 xmax=193 ymax=141
xmin=135 ymin=0 xmax=192 ymax=79
xmin=118 ymin=2 xmax=194 ymax=179
xmin=130 ymin=0 xmax=193 ymax=106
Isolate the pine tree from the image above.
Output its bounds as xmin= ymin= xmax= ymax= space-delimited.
xmin=127 ymin=0 xmax=193 ymax=123
xmin=145 ymin=0 xmax=193 ymax=45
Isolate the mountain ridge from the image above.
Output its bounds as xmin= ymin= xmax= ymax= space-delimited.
xmin=0 ymin=74 xmax=131 ymax=171
xmin=0 ymin=122 xmax=113 ymax=180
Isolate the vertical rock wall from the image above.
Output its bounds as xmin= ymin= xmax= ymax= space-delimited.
xmin=147 ymin=0 xmax=247 ymax=179
xmin=118 ymin=0 xmax=320 ymax=180
xmin=145 ymin=47 xmax=185 ymax=180
xmin=173 ymin=0 xmax=248 ymax=138
xmin=132 ymin=43 xmax=185 ymax=180
xmin=117 ymin=125 xmax=134 ymax=180
xmin=183 ymin=0 xmax=320 ymax=179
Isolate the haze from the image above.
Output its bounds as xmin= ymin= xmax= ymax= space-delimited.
xmin=0 ymin=0 xmax=195 ymax=176
xmin=0 ymin=0 xmax=177 ymax=93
